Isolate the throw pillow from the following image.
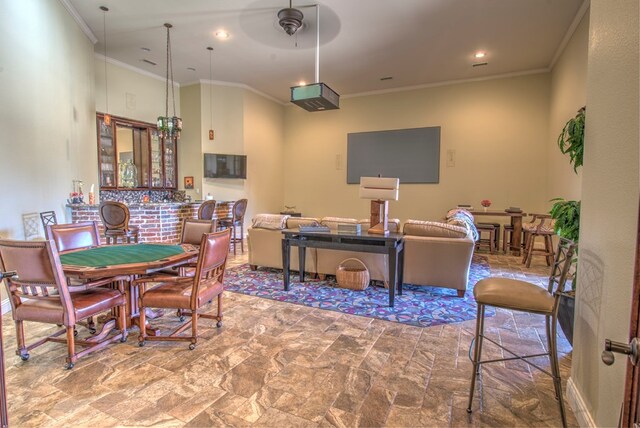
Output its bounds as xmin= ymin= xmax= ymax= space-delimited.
xmin=403 ymin=219 xmax=469 ymax=238
xmin=252 ymin=214 xmax=289 ymax=230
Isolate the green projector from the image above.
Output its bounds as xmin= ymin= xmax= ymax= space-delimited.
xmin=290 ymin=82 xmax=340 ymax=112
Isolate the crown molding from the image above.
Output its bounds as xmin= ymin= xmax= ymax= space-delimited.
xmin=549 ymin=0 xmax=590 ymax=69
xmin=338 ymin=68 xmax=550 ymax=101
xmin=58 ymin=0 xmax=98 ymax=44
xmin=95 ymin=53 xmax=179 ymax=86
xmin=181 ymin=79 xmax=285 ymax=105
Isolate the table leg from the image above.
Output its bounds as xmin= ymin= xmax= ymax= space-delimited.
xmin=511 ymin=216 xmax=523 ymax=256
xmin=282 ymin=238 xmax=290 ymax=291
xmin=388 ymin=246 xmax=397 ymax=307
xmin=397 ymin=242 xmax=404 ymax=296
xmin=298 ymin=244 xmax=306 ymax=283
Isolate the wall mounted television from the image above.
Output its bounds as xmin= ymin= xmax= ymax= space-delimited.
xmin=204 ymin=153 xmax=247 ymax=179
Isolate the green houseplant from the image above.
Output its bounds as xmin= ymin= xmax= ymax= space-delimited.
xmin=551 ymin=107 xmax=585 ymax=346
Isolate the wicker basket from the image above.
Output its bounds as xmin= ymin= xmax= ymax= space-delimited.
xmin=336 ymin=258 xmax=370 ymax=290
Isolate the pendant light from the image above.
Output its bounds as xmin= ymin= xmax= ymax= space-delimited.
xmin=100 ymin=6 xmax=111 ymax=125
xmin=157 ymin=23 xmax=182 ymax=140
xmin=207 ymin=46 xmax=214 ymax=140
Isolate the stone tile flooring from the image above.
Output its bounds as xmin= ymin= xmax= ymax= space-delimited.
xmin=2 ymin=249 xmax=577 ymax=427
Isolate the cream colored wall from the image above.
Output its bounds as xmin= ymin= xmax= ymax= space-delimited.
xmin=283 ymin=73 xmax=551 ymax=221
xmin=571 ymin=1 xmax=639 ymax=426
xmin=94 ymin=58 xmax=178 ymax=125
xmin=547 ymin=11 xmax=589 ymax=202
xmin=242 ymin=90 xmax=285 ymax=222
xmin=0 ymin=0 xmax=96 ymax=237
xmin=178 ymin=84 xmax=202 ymax=200
xmin=199 ymin=83 xmax=245 ymax=204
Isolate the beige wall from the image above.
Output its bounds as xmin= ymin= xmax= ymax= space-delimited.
xmin=571 ymin=1 xmax=639 ymax=425
xmin=94 ymin=57 xmax=178 ymax=125
xmin=547 ymin=11 xmax=589 ymax=202
xmin=178 ymin=83 xmax=202 ymax=201
xmin=283 ymin=73 xmax=551 ymax=221
xmin=0 ymin=0 xmax=96 ymax=238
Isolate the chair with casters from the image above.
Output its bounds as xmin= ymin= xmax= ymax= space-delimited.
xmin=40 ymin=211 xmax=58 ymax=238
xmin=522 ymin=213 xmax=555 ymax=267
xmin=134 ymin=229 xmax=231 ymax=350
xmin=47 ymin=221 xmax=101 ymax=253
xmin=158 ymin=218 xmax=217 ymax=277
xmin=197 ymin=200 xmax=217 ymax=220
xmin=98 ymin=201 xmax=140 ymax=244
xmin=0 ymin=239 xmax=128 ymax=369
xmin=218 ymin=199 xmax=248 ymax=255
xmin=467 ymin=237 xmax=576 ymax=427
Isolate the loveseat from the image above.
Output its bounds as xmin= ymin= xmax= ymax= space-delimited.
xmin=247 ymin=214 xmax=475 ymax=296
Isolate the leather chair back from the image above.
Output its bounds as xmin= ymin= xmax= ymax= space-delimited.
xmin=47 ymin=221 xmax=101 ymax=253
xmin=232 ymin=199 xmax=248 ymax=223
xmin=197 ymin=200 xmax=217 ymax=220
xmin=191 ymin=230 xmax=231 ymax=306
xmin=547 ymin=237 xmax=577 ymax=296
xmin=181 ymin=219 xmax=216 ymax=245
xmin=0 ymin=239 xmax=74 ymax=324
xmin=99 ymin=201 xmax=130 ymax=231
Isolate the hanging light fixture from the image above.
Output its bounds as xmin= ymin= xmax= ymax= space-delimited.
xmin=157 ymin=23 xmax=182 ymax=140
xmin=278 ymin=0 xmax=303 ymax=36
xmin=289 ymin=5 xmax=339 ymax=112
xmin=207 ymin=47 xmax=215 ymax=140
xmin=100 ymin=6 xmax=111 ymax=125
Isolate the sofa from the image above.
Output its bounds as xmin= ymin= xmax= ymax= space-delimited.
xmin=247 ymin=214 xmax=475 ymax=296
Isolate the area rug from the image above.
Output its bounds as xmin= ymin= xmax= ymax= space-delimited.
xmin=223 ymin=255 xmax=493 ymax=327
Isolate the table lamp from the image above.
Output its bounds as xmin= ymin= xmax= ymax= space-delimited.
xmin=359 ymin=177 xmax=399 ymax=235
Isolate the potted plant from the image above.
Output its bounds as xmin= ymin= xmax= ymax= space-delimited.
xmin=550 ymin=106 xmax=585 ymax=345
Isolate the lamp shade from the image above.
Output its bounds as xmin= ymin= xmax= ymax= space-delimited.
xmin=359 ymin=177 xmax=399 ymax=201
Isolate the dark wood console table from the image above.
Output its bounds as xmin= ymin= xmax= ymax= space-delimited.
xmin=281 ymin=230 xmax=405 ymax=307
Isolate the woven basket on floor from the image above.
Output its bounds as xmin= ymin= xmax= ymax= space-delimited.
xmin=336 ymin=258 xmax=370 ymax=291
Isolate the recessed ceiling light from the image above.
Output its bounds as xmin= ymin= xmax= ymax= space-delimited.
xmin=298 ymin=80 xmax=306 ymax=86
xmin=141 ymin=47 xmax=151 ymax=52
xmin=474 ymin=51 xmax=486 ymax=58
xmin=215 ymin=30 xmax=229 ymax=40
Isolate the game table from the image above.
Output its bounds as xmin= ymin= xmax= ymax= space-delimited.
xmin=60 ymin=243 xmax=198 ymax=333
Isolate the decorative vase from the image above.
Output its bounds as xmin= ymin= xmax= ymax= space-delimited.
xmin=483 ymin=207 xmax=487 ymax=212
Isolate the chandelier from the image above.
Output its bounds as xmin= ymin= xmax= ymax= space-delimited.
xmin=157 ymin=23 xmax=182 ymax=139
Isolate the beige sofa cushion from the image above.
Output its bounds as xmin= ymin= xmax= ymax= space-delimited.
xmin=286 ymin=217 xmax=321 ymax=229
xmin=321 ymin=217 xmax=358 ymax=230
xmin=252 ymin=214 xmax=289 ymax=230
xmin=403 ymin=219 xmax=468 ymax=238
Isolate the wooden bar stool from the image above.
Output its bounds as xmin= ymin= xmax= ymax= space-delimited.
xmin=98 ymin=201 xmax=140 ymax=245
xmin=522 ymin=214 xmax=555 ymax=267
xmin=475 ymin=223 xmax=498 ymax=254
xmin=502 ymin=224 xmax=523 ymax=254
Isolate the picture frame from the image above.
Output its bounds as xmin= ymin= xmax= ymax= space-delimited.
xmin=184 ymin=176 xmax=194 ymax=189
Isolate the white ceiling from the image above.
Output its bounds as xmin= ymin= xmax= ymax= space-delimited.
xmin=68 ymin=0 xmax=586 ymax=104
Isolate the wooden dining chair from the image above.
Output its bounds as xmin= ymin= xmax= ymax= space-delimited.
xmin=197 ymin=200 xmax=217 ymax=220
xmin=467 ymin=238 xmax=576 ymax=427
xmin=40 ymin=211 xmax=57 ymax=238
xmin=47 ymin=221 xmax=101 ymax=253
xmin=134 ymin=229 xmax=231 ymax=349
xmin=0 ymin=239 xmax=128 ymax=369
xmin=98 ymin=201 xmax=140 ymax=244
xmin=218 ymin=199 xmax=248 ymax=255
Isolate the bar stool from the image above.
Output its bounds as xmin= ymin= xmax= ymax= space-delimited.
xmin=99 ymin=201 xmax=140 ymax=244
xmin=475 ymin=223 xmax=498 ymax=254
xmin=218 ymin=199 xmax=248 ymax=255
xmin=468 ymin=238 xmax=576 ymax=427
xmin=502 ymin=224 xmax=523 ymax=254
xmin=197 ymin=200 xmax=217 ymax=220
xmin=522 ymin=214 xmax=555 ymax=267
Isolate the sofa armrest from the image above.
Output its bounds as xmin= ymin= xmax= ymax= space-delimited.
xmin=402 ymin=235 xmax=475 ymax=291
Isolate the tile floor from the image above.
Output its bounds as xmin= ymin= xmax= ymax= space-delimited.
xmin=2 ymin=249 xmax=577 ymax=427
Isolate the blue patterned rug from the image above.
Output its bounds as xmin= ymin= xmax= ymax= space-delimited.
xmin=224 ymin=255 xmax=493 ymax=327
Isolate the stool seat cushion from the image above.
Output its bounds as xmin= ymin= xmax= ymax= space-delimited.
xmin=522 ymin=222 xmax=554 ymax=234
xmin=474 ymin=278 xmax=554 ymax=313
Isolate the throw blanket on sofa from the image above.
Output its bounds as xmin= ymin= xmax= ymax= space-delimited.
xmin=446 ymin=208 xmax=479 ymax=241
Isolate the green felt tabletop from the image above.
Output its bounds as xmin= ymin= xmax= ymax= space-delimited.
xmin=59 ymin=244 xmax=186 ymax=267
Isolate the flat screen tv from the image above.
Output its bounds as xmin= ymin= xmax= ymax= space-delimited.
xmin=204 ymin=153 xmax=247 ymax=179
